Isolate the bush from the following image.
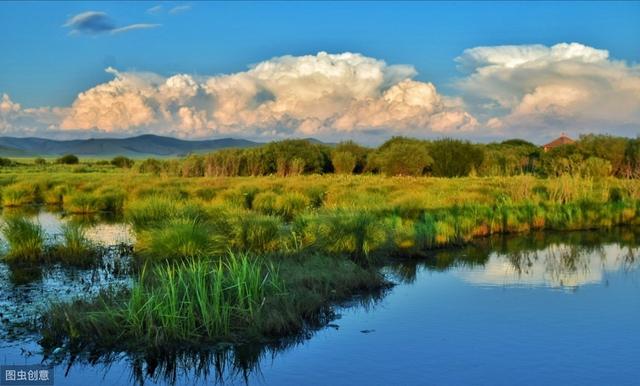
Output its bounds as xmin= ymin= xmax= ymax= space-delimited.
xmin=111 ymin=156 xmax=134 ymax=168
xmin=0 ymin=157 xmax=16 ymax=167
xmin=331 ymin=151 xmax=357 ymax=174
xmin=137 ymin=159 xmax=163 ymax=175
xmin=374 ymin=139 xmax=433 ymax=176
xmin=34 ymin=158 xmax=47 ymax=166
xmin=429 ymin=139 xmax=484 ymax=177
xmin=56 ymin=154 xmax=79 ymax=164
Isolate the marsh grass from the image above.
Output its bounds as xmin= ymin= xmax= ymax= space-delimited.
xmin=42 ymin=252 xmax=285 ymax=348
xmin=1 ymin=217 xmax=46 ymax=263
xmin=136 ymin=218 xmax=226 ymax=262
xmin=50 ymin=222 xmax=100 ymax=267
xmin=1 ymin=182 xmax=42 ymax=207
xmin=231 ymin=213 xmax=283 ymax=253
xmin=126 ymin=195 xmax=207 ymax=229
xmin=40 ymin=252 xmax=387 ymax=352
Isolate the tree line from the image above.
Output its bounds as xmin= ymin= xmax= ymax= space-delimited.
xmin=13 ymin=134 xmax=638 ymax=179
xmin=128 ymin=134 xmax=639 ymax=178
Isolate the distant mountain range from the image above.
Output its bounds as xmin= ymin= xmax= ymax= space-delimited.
xmin=0 ymin=134 xmax=262 ymax=158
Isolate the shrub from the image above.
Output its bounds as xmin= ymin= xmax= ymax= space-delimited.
xmin=331 ymin=151 xmax=357 ymax=174
xmin=0 ymin=157 xmax=16 ymax=167
xmin=429 ymin=139 xmax=485 ymax=177
xmin=111 ymin=156 xmax=135 ymax=168
xmin=56 ymin=154 xmax=79 ymax=164
xmin=137 ymin=159 xmax=163 ymax=175
xmin=373 ymin=139 xmax=433 ymax=176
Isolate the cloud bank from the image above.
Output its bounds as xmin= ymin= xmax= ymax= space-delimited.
xmin=58 ymin=52 xmax=476 ymax=139
xmin=457 ymin=42 xmax=640 ymax=138
xmin=1 ymin=44 xmax=638 ymax=141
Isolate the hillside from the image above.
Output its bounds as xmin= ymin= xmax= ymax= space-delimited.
xmin=0 ymin=135 xmax=260 ymax=158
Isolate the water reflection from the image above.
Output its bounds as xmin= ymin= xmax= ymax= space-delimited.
xmin=388 ymin=228 xmax=640 ymax=288
xmin=0 ymin=207 xmax=135 ymax=247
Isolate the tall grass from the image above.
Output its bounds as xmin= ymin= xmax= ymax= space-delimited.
xmin=45 ymin=252 xmax=284 ymax=347
xmin=50 ymin=222 xmax=99 ymax=266
xmin=1 ymin=217 xmax=45 ymax=263
xmin=126 ymin=195 xmax=207 ymax=229
xmin=136 ymin=219 xmax=225 ymax=262
xmin=1 ymin=182 xmax=42 ymax=207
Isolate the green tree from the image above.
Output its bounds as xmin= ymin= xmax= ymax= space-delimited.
xmin=331 ymin=150 xmax=357 ymax=174
xmin=111 ymin=156 xmax=134 ymax=168
xmin=334 ymin=141 xmax=370 ymax=173
xmin=181 ymin=155 xmax=205 ymax=177
xmin=137 ymin=158 xmax=163 ymax=175
xmin=577 ymin=134 xmax=627 ymax=177
xmin=56 ymin=154 xmax=79 ymax=164
xmin=376 ymin=141 xmax=433 ymax=176
xmin=263 ymin=140 xmax=330 ymax=175
xmin=429 ymin=139 xmax=484 ymax=177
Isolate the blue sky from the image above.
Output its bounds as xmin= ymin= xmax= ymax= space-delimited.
xmin=1 ymin=1 xmax=639 ymax=142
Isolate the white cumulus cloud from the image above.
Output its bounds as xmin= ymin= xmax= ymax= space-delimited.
xmin=456 ymin=42 xmax=640 ymax=138
xmin=0 ymin=94 xmax=66 ymax=135
xmin=59 ymin=52 xmax=476 ymax=139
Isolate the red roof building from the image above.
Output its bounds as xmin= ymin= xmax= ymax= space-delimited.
xmin=542 ymin=135 xmax=575 ymax=152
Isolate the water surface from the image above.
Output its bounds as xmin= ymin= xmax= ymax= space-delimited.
xmin=0 ymin=210 xmax=638 ymax=386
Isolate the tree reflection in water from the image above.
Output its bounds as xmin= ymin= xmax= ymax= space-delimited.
xmin=387 ymin=228 xmax=639 ymax=287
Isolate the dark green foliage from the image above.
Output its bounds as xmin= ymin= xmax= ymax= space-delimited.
xmin=111 ymin=156 xmax=134 ymax=168
xmin=119 ymin=134 xmax=640 ymax=179
xmin=369 ymin=137 xmax=432 ymax=176
xmin=264 ymin=139 xmax=330 ymax=175
xmin=56 ymin=154 xmax=79 ymax=164
xmin=137 ymin=158 xmax=163 ymax=175
xmin=429 ymin=139 xmax=484 ymax=177
xmin=333 ymin=141 xmax=370 ymax=173
xmin=501 ymin=139 xmax=536 ymax=147
xmin=623 ymin=138 xmax=640 ymax=178
xmin=0 ymin=157 xmax=16 ymax=167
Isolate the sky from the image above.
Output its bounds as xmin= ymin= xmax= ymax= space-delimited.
xmin=1 ymin=1 xmax=639 ymax=144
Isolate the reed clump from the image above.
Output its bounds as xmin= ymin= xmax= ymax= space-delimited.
xmin=135 ymin=219 xmax=226 ymax=262
xmin=42 ymin=252 xmax=285 ymax=348
xmin=1 ymin=217 xmax=46 ymax=263
xmin=50 ymin=222 xmax=99 ymax=267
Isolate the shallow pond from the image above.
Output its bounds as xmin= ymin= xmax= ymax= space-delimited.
xmin=0 ymin=210 xmax=638 ymax=386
